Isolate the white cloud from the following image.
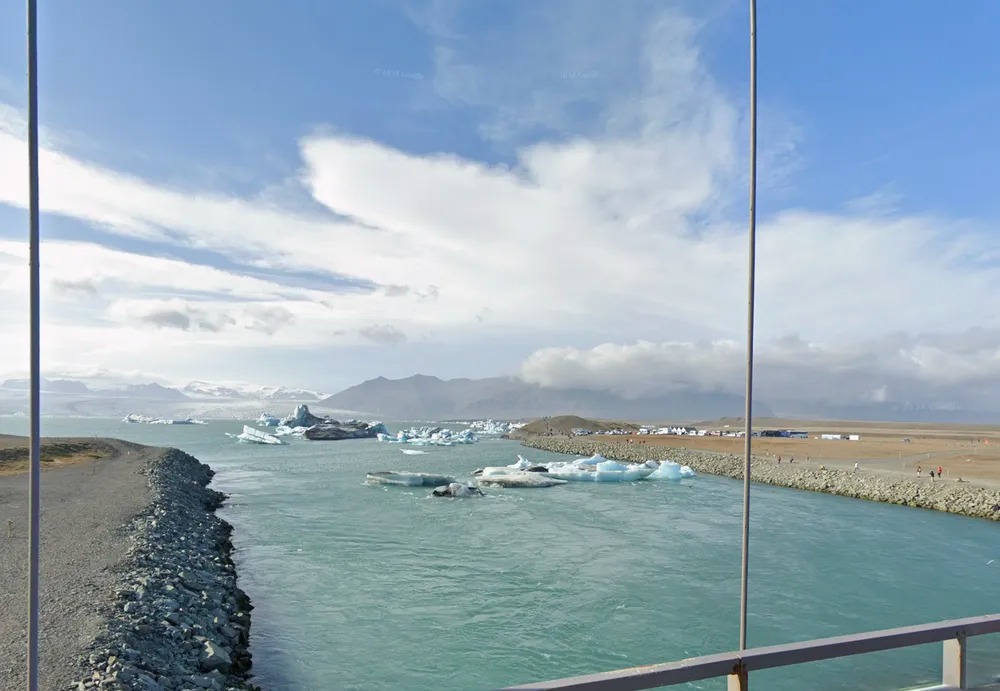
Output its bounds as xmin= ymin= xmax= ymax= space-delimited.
xmin=0 ymin=3 xmax=998 ymax=407
xmin=521 ymin=333 xmax=1000 ymax=412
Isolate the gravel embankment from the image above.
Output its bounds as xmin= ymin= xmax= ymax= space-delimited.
xmin=0 ymin=443 xmax=261 ymax=691
xmin=521 ymin=437 xmax=1000 ymax=521
xmin=70 ymin=448 xmax=260 ymax=691
xmin=1 ymin=439 xmax=152 ymax=691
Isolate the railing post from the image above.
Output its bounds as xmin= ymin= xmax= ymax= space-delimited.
xmin=942 ymin=635 xmax=967 ymax=688
xmin=727 ymin=662 xmax=748 ymax=691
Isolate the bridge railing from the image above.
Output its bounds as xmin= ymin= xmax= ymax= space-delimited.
xmin=501 ymin=613 xmax=1000 ymax=691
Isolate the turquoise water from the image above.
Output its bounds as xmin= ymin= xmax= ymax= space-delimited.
xmin=4 ymin=417 xmax=999 ymax=690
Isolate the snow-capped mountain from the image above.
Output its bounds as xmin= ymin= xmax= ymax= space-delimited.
xmin=179 ymin=381 xmax=326 ymax=401
xmin=252 ymin=386 xmax=325 ymax=401
xmin=182 ymin=381 xmax=250 ymax=399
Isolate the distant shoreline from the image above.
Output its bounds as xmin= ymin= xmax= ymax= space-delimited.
xmin=520 ymin=437 xmax=1000 ymax=521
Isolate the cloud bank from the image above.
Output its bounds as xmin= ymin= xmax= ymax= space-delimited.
xmin=0 ymin=3 xmax=997 ymax=411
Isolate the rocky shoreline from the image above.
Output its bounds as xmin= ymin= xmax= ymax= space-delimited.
xmin=521 ymin=437 xmax=1000 ymax=521
xmin=72 ymin=448 xmax=260 ymax=691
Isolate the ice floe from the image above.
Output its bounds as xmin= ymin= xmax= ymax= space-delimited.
xmin=472 ymin=454 xmax=697 ymax=485
xmin=366 ymin=471 xmax=456 ymax=487
xmin=122 ymin=414 xmax=205 ymax=425
xmin=376 ymin=427 xmax=478 ymax=446
xmin=475 ymin=472 xmax=567 ymax=488
xmin=466 ymin=419 xmax=526 ymax=435
xmin=431 ymin=483 xmax=485 ymax=497
xmin=647 ymin=460 xmax=697 ymax=480
xmin=256 ymin=413 xmax=281 ymax=426
xmin=226 ymin=425 xmax=284 ymax=445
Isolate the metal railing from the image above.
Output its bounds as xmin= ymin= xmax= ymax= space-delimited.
xmin=501 ymin=613 xmax=1000 ymax=690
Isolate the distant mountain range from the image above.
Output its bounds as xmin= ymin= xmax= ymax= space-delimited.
xmin=319 ymin=374 xmax=760 ymax=421
xmin=1 ymin=375 xmax=995 ymax=423
xmin=0 ymin=378 xmax=328 ymax=418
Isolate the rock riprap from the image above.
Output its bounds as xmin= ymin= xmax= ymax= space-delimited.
xmin=520 ymin=437 xmax=1000 ymax=521
xmin=72 ymin=448 xmax=261 ymax=691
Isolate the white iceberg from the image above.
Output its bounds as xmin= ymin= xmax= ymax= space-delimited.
xmin=544 ymin=459 xmax=655 ymax=482
xmin=647 ymin=460 xmax=698 ymax=480
xmin=257 ymin=413 xmax=281 ymax=426
xmin=431 ymin=483 xmax=484 ymax=497
xmin=227 ymin=425 xmax=284 ymax=445
xmin=507 ymin=455 xmax=533 ymax=469
xmin=366 ymin=471 xmax=455 ymax=487
xmin=123 ymin=414 xmax=204 ymax=425
xmin=475 ymin=472 xmax=567 ymax=488
xmin=274 ymin=425 xmax=309 ymax=437
xmin=376 ymin=426 xmax=478 ymax=446
xmin=402 ymin=449 xmax=428 ymax=455
xmin=466 ymin=419 xmax=526 ymax=435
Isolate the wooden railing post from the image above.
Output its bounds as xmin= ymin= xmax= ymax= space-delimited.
xmin=942 ymin=635 xmax=967 ymax=688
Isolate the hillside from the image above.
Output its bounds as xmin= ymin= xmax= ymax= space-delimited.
xmin=509 ymin=415 xmax=639 ymax=439
xmin=319 ymin=375 xmax=758 ymax=420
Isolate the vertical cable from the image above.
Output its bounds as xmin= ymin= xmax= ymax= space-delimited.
xmin=26 ymin=0 xmax=42 ymax=687
xmin=738 ymin=0 xmax=758 ymax=653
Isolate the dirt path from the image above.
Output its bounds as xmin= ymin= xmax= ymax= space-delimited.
xmin=0 ymin=438 xmax=158 ymax=691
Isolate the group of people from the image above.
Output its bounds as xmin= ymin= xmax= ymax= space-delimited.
xmin=917 ymin=464 xmax=944 ymax=480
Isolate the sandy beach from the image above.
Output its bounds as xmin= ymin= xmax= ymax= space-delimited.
xmin=0 ymin=438 xmax=154 ymax=691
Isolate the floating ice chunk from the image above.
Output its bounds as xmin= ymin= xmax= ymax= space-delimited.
xmin=507 ymin=455 xmax=533 ymax=469
xmin=545 ymin=460 xmax=655 ymax=482
xmin=466 ymin=419 xmax=526 ymax=434
xmin=376 ymin=426 xmax=479 ymax=446
xmin=402 ymin=449 xmax=428 ymax=455
xmin=123 ymin=414 xmax=204 ymax=425
xmin=431 ymin=483 xmax=484 ymax=497
xmin=366 ymin=471 xmax=455 ymax=486
xmin=228 ymin=425 xmax=283 ymax=445
xmin=574 ymin=453 xmax=609 ymax=466
xmin=646 ymin=461 xmax=698 ymax=480
xmin=257 ymin=413 xmax=281 ymax=426
xmin=476 ymin=472 xmax=567 ymax=488
xmin=273 ymin=425 xmax=310 ymax=437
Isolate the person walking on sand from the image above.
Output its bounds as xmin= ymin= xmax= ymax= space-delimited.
xmin=930 ymin=469 xmax=936 ymax=481
xmin=937 ymin=465 xmax=943 ymax=479
xmin=917 ymin=465 xmax=922 ymax=477
xmin=777 ymin=455 xmax=781 ymax=464
xmin=854 ymin=462 xmax=859 ymax=473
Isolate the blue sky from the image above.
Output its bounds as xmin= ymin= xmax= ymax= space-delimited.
xmin=1 ymin=0 xmax=999 ymax=409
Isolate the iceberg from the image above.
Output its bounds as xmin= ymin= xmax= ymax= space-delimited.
xmin=475 ymin=472 xmax=567 ymax=488
xmin=647 ymin=460 xmax=697 ymax=480
xmin=401 ymin=449 xmax=428 ymax=455
xmin=375 ymin=426 xmax=479 ymax=446
xmin=123 ymin=414 xmax=204 ymax=425
xmin=274 ymin=425 xmax=310 ymax=437
xmin=466 ymin=419 xmax=526 ymax=435
xmin=227 ymin=425 xmax=284 ymax=445
xmin=544 ymin=459 xmax=656 ymax=482
xmin=507 ymin=455 xmax=534 ymax=469
xmin=257 ymin=413 xmax=281 ymax=426
xmin=366 ymin=471 xmax=456 ymax=487
xmin=431 ymin=483 xmax=484 ymax=497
